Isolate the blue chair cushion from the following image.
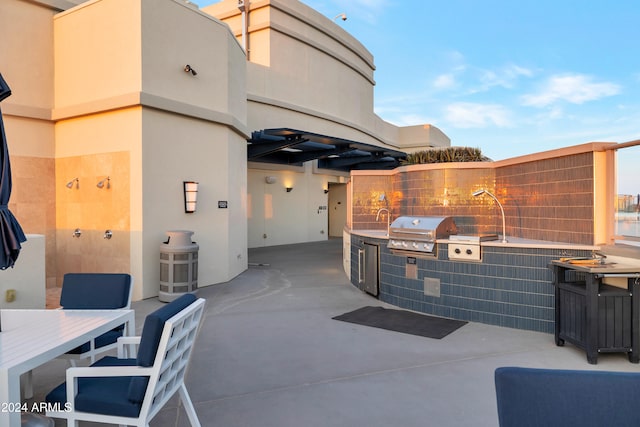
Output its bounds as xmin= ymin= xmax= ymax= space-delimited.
xmin=60 ymin=273 xmax=131 ymax=309
xmin=495 ymin=367 xmax=640 ymax=427
xmin=45 ymin=357 xmax=142 ymax=418
xmin=127 ymin=293 xmax=198 ymax=403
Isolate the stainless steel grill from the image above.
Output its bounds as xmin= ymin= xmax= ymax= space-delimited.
xmin=387 ymin=216 xmax=458 ymax=254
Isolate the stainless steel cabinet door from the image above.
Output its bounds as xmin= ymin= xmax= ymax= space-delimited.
xmin=363 ymin=243 xmax=379 ymax=296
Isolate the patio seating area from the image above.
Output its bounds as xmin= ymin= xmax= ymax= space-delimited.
xmin=28 ymin=239 xmax=638 ymax=426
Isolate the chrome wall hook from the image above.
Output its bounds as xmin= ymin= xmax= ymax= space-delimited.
xmin=104 ymin=230 xmax=113 ymax=240
xmin=72 ymin=228 xmax=82 ymax=238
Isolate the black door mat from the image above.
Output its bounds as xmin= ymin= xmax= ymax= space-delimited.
xmin=333 ymin=306 xmax=467 ymax=339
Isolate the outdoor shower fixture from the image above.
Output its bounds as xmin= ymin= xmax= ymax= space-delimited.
xmin=286 ymin=186 xmax=293 ymax=193
xmin=473 ymin=189 xmax=507 ymax=243
xmin=96 ymin=176 xmax=110 ymax=189
xmin=66 ymin=178 xmax=79 ymax=189
xmin=183 ymin=64 xmax=197 ymax=76
xmin=184 ymin=181 xmax=199 ymax=213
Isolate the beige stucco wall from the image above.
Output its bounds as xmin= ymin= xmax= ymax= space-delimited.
xmin=141 ymin=109 xmax=247 ymax=297
xmin=247 ymin=163 xmax=346 ymax=248
xmin=206 ymin=0 xmax=450 ymax=153
xmin=2 ymin=0 xmax=451 ymax=301
xmin=0 ymin=1 xmax=55 ymax=114
xmin=0 ymin=0 xmax=58 ymax=287
xmin=49 ymin=0 xmax=248 ymax=299
xmin=208 ymin=0 xmax=451 ymax=248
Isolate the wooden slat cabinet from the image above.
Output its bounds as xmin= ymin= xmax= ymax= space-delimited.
xmin=551 ymin=261 xmax=640 ymax=364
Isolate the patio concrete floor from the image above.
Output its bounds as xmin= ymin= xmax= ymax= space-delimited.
xmin=30 ymin=238 xmax=640 ymax=426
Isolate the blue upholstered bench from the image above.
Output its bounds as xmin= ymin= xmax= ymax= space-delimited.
xmin=46 ymin=293 xmax=205 ymax=426
xmin=495 ymin=366 xmax=640 ymax=427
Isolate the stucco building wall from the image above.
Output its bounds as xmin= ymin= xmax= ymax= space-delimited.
xmin=1 ymin=0 xmax=448 ymax=300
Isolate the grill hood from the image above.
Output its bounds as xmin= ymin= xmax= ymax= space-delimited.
xmin=388 ymin=216 xmax=457 ymax=253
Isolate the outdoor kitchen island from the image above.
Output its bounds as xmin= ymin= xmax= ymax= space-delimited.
xmin=346 ymin=228 xmax=598 ymax=334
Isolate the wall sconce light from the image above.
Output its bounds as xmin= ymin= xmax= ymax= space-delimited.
xmin=96 ymin=176 xmax=111 ymax=189
xmin=472 ymin=189 xmax=507 ymax=243
xmin=184 ymin=64 xmax=197 ymax=76
xmin=66 ymin=178 xmax=79 ymax=189
xmin=184 ymin=181 xmax=199 ymax=213
xmin=324 ymin=189 xmax=329 ymax=194
xmin=265 ymin=176 xmax=277 ymax=184
xmin=286 ymin=187 xmax=293 ymax=193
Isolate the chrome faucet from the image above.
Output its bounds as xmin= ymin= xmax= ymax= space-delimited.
xmin=472 ymin=189 xmax=507 ymax=243
xmin=376 ymin=208 xmax=390 ymax=236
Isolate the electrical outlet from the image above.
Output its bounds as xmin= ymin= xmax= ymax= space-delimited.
xmin=6 ymin=289 xmax=16 ymax=303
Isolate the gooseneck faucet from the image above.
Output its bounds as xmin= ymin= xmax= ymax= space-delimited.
xmin=376 ymin=208 xmax=390 ymax=236
xmin=473 ymin=189 xmax=507 ymax=243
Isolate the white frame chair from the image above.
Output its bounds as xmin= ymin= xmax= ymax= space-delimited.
xmin=47 ymin=296 xmax=205 ymax=426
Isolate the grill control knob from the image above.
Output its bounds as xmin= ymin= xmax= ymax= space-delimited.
xmin=455 ymin=248 xmax=461 ymax=254
xmin=412 ymin=242 xmax=418 ymax=249
xmin=402 ymin=241 xmax=408 ymax=248
xmin=466 ymin=249 xmax=473 ymax=255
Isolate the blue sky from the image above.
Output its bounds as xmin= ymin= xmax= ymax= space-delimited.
xmin=193 ymin=0 xmax=640 ymax=195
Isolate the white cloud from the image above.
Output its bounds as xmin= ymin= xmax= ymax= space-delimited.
xmin=521 ymin=74 xmax=621 ymax=107
xmin=444 ymin=102 xmax=512 ymax=128
xmin=433 ymin=74 xmax=456 ymax=89
xmin=547 ymin=106 xmax=565 ymax=120
xmin=434 ymin=62 xmax=533 ymax=96
xmin=478 ymin=64 xmax=534 ymax=90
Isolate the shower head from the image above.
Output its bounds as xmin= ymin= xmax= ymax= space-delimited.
xmin=97 ymin=176 xmax=111 ymax=189
xmin=66 ymin=178 xmax=79 ymax=189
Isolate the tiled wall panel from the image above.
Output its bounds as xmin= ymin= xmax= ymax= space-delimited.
xmin=10 ymin=156 xmax=56 ymax=287
xmin=497 ymin=153 xmax=594 ymax=244
xmin=55 ymin=151 xmax=131 ymax=286
xmin=352 ymin=152 xmax=596 ymax=245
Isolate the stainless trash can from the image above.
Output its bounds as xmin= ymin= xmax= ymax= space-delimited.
xmin=159 ymin=230 xmax=198 ymax=302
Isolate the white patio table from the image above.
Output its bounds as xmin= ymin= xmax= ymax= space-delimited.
xmin=0 ymin=309 xmax=135 ymax=427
